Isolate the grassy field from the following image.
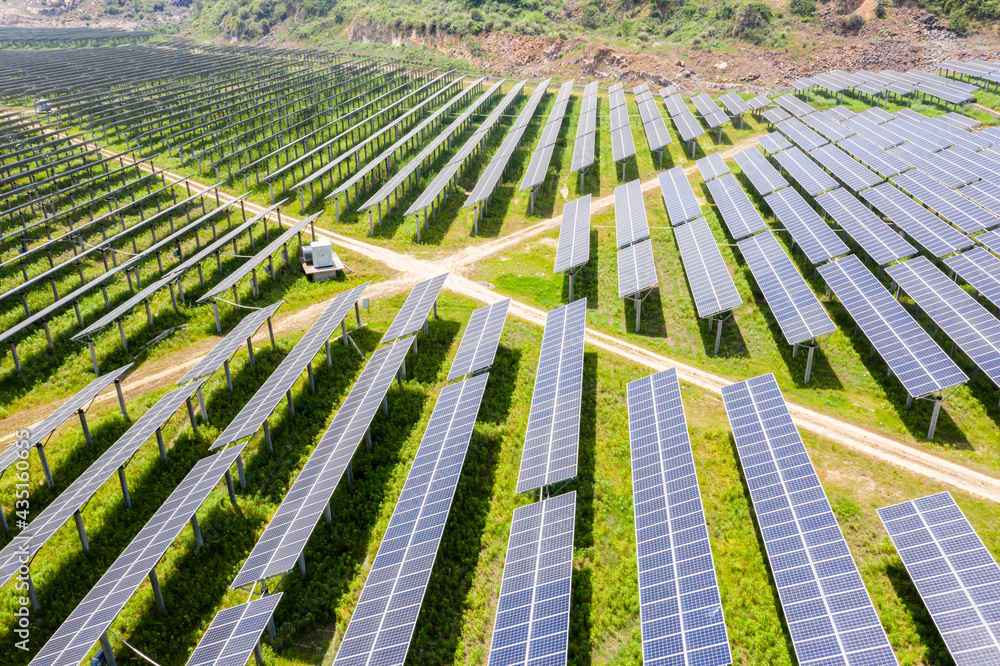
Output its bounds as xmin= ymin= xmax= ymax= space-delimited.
xmin=2 ymin=289 xmax=999 ymax=666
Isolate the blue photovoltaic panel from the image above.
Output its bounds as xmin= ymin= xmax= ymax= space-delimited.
xmin=26 ymin=364 xmax=132 ymax=447
xmin=554 ymin=194 xmax=592 ymax=274
xmin=515 ymin=299 xmax=586 ymax=494
xmin=936 ymin=145 xmax=1000 ymax=182
xmin=763 ymin=108 xmax=792 ymax=125
xmin=737 ymin=232 xmax=836 ymax=346
xmin=885 ymin=118 xmax=954 ymax=152
xmin=673 ymin=111 xmax=706 ymax=143
xmin=892 ymin=170 xmax=1000 ymax=235
xmin=818 ymin=255 xmax=967 ymax=398
xmin=957 ymin=179 xmax=1000 ymax=217
xmin=733 ymin=147 xmax=789 ymax=197
xmin=697 ymin=153 xmax=730 ymax=182
xmin=674 ymin=217 xmax=743 ymax=318
xmin=815 ymin=188 xmax=917 ymax=266
xmin=775 ymin=94 xmax=816 ymax=118
xmin=802 ymin=112 xmax=856 ymax=144
xmin=186 ymin=594 xmax=283 ymax=666
xmin=616 ymin=179 xmax=651 ymax=248
xmin=659 ymin=166 xmax=703 ymax=226
xmin=177 ymin=302 xmax=283 ymax=385
xmin=627 ymin=368 xmax=733 ymax=666
xmin=860 ymin=183 xmax=974 ymax=259
xmin=706 ymin=173 xmax=768 ymax=241
xmin=721 ymin=374 xmax=899 ymax=666
xmin=29 ymin=445 xmax=247 ymax=666
xmin=618 ymin=239 xmax=659 ymax=299
xmin=776 ymin=118 xmax=828 ymax=153
xmin=877 ymin=492 xmax=1000 ymax=666
xmin=773 ymin=146 xmax=840 ymax=197
xmin=838 ymin=136 xmax=911 ymax=180
xmin=886 ymin=257 xmax=1000 ymax=389
xmin=888 ymin=143 xmax=975 ymax=189
xmin=759 ymin=132 xmax=793 ymax=155
xmin=487 ymin=491 xmax=576 ymax=666
xmin=381 ymin=273 xmax=448 ymax=343
xmin=810 ymin=144 xmax=883 ymax=193
xmin=333 ymin=375 xmax=490 ymax=666
xmin=979 ymin=230 xmax=1000 ymax=254
xmin=944 ymin=247 xmax=1000 ymax=311
xmin=764 ymin=187 xmax=850 ymax=265
xmin=842 ymin=116 xmax=903 ymax=150
xmin=447 ymin=298 xmax=510 ymax=381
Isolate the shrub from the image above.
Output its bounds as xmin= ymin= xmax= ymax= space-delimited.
xmin=580 ymin=5 xmax=600 ymax=28
xmin=949 ymin=9 xmax=969 ymax=34
xmin=726 ymin=1 xmax=772 ymax=43
xmin=637 ymin=30 xmax=650 ymax=41
xmin=875 ymin=0 xmax=888 ymax=18
xmin=841 ymin=12 xmax=865 ymax=30
xmin=789 ymin=0 xmax=815 ymax=17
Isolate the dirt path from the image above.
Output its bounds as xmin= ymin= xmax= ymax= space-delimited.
xmin=20 ymin=131 xmax=1000 ymax=505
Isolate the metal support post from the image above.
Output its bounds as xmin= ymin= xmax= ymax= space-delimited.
xmin=36 ymin=445 xmax=54 ymax=487
xmin=74 ymin=510 xmax=90 ymax=550
xmin=149 ymin=569 xmax=165 ymax=613
xmin=100 ymin=633 xmax=117 ymax=666
xmin=191 ymin=515 xmax=204 ymax=547
xmin=155 ymin=428 xmax=167 ymax=462
xmin=118 ymin=466 xmax=131 ymax=508
xmin=927 ymin=396 xmax=943 ymax=441
xmin=236 ymin=455 xmax=247 ymax=489
xmin=79 ymin=409 xmax=93 ymax=448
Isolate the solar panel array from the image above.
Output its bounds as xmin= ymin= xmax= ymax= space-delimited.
xmin=945 ymin=247 xmax=1000 ymax=311
xmin=447 ymin=298 xmax=511 ymax=381
xmin=815 ymin=188 xmax=917 ymax=266
xmin=886 ymin=118 xmax=954 ymax=152
xmin=720 ymin=374 xmax=899 ymax=666
xmin=333 ymin=374 xmax=490 ymax=666
xmin=674 ymin=217 xmax=743 ymax=318
xmin=663 ymin=93 xmax=689 ymax=118
xmin=610 ymin=83 xmax=637 ymax=163
xmin=487 ymin=491 xmax=577 ymax=666
xmin=719 ymin=91 xmax=751 ymax=117
xmin=886 ymin=257 xmax=1000 ymax=388
xmin=777 ymin=118 xmax=829 ymax=153
xmin=177 ymin=303 xmax=284 ymax=385
xmin=737 ymin=232 xmax=836 ymax=346
xmin=186 ymin=594 xmax=284 ymax=666
xmin=515 ymin=299 xmax=586 ymax=494
xmin=825 ymin=106 xmax=857 ymax=122
xmin=891 ymin=170 xmax=1000 ymax=235
xmin=839 ymin=136 xmax=911 ymax=179
xmin=210 ymin=282 xmax=371 ymax=450
xmin=860 ymin=183 xmax=974 ymax=258
xmin=230 ymin=339 xmax=414 ymax=589
xmin=979 ymin=229 xmax=1000 ymax=254
xmin=759 ymin=132 xmax=793 ymax=155
xmin=28 ymin=445 xmax=247 ymax=666
xmin=659 ymin=166 xmax=702 ymax=226
xmin=774 ymin=146 xmax=840 ymax=197
xmin=877 ymin=492 xmax=1000 ymax=666
xmin=706 ymin=173 xmax=769 ymax=241
xmin=521 ymin=80 xmax=574 ymax=190
xmin=802 ymin=111 xmax=856 ymax=144
xmin=615 ymin=179 xmax=651 ymax=248
xmin=618 ymin=239 xmax=660 ymax=299
xmin=764 ymin=187 xmax=850 ymax=265
xmin=26 ymin=364 xmax=132 ymax=448
xmin=959 ymin=179 xmax=1000 ymax=217
xmin=775 ymin=94 xmax=817 ymax=118
xmin=692 ymin=93 xmax=730 ymax=130
xmin=844 ymin=115 xmax=904 ymax=150
xmin=571 ymin=81 xmax=599 ymax=173
xmin=697 ymin=152 xmax=730 ymax=182
xmin=818 ymin=255 xmax=967 ymax=398
xmin=382 ymin=273 xmax=448 ymax=343
xmin=733 ymin=147 xmax=788 ymax=197
xmin=672 ymin=109 xmax=706 ymax=144
xmin=635 ymin=84 xmax=672 ymax=153
xmin=889 ymin=142 xmax=973 ymax=189
xmin=627 ymin=368 xmax=732 ymax=666
xmin=810 ymin=144 xmax=883 ymax=193
xmin=763 ymin=107 xmax=792 ymax=125
xmin=553 ymin=194 xmax=593 ymax=274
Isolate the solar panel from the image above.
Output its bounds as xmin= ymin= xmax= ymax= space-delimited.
xmin=887 ymin=118 xmax=955 ymax=152
xmin=719 ymin=91 xmax=751 ymax=116
xmin=28 ymin=445 xmax=247 ymax=666
xmin=810 ymin=144 xmax=883 ymax=193
xmin=737 ymin=232 xmax=836 ymax=345
xmin=692 ymin=93 xmax=725 ymax=119
xmin=825 ymin=106 xmax=857 ymax=122
xmin=839 ymin=136 xmax=911 ymax=179
xmin=514 ymin=299 xmax=586 ymax=494
xmin=777 ymin=118 xmax=829 ymax=152
xmin=878 ymin=492 xmax=1000 ymax=665
xmin=612 ymin=125 xmax=637 ymax=163
xmin=720 ymin=374 xmax=899 ymax=666
xmin=25 ymin=364 xmax=132 ymax=448
xmin=815 ymin=188 xmax=917 ymax=266
xmin=447 ymin=299 xmax=511 ymax=381
xmin=675 ymin=217 xmax=742 ymax=318
xmin=487 ymin=491 xmax=576 ymax=666
xmin=230 ymin=339 xmax=414 ymax=589
xmin=673 ymin=111 xmax=706 ymax=143
xmin=571 ymin=130 xmax=595 ymax=173
xmin=627 ymin=368 xmax=732 ymax=666
xmin=979 ymin=229 xmax=1000 ymax=254
xmin=860 ymin=183 xmax=975 ymax=258
xmin=888 ymin=142 xmax=975 ymax=189
xmin=748 ymin=94 xmax=772 ymax=111
xmin=803 ymin=112 xmax=856 ymax=143
xmin=843 ymin=116 xmax=903 ymax=150
xmin=886 ymin=257 xmax=1000 ymax=388
xmin=858 ymin=106 xmax=895 ymax=125
xmin=945 ymin=247 xmax=1000 ymax=311
xmin=941 ymin=146 xmax=1000 ymax=182
xmin=923 ymin=118 xmax=993 ymax=153
xmin=940 ymin=112 xmax=980 ymax=130
xmin=664 ymin=94 xmax=689 ymax=118
xmin=957 ymin=178 xmax=1000 ymax=218
xmin=775 ymin=93 xmax=816 ymax=118
xmin=177 ymin=302 xmax=283 ymax=385
xmin=186 ymin=594 xmax=283 ymax=666
xmin=733 ymin=147 xmax=789 ymax=197
xmin=520 ymin=80 xmax=573 ymax=190
xmin=659 ymin=166 xmax=702 ymax=226
xmin=759 ymin=132 xmax=793 ymax=155
xmin=764 ymin=188 xmax=850 ymax=264
xmin=697 ymin=152 xmax=730 ymax=182
xmin=773 ymin=146 xmax=840 ymax=197
xmin=618 ymin=239 xmax=659 ymax=299
xmin=706 ymin=173 xmax=769 ymax=241
xmin=615 ymin=179 xmax=651 ymax=248
xmin=639 ymin=102 xmax=672 ymax=153
xmin=381 ymin=273 xmax=448 ymax=343
xmin=553 ymin=194 xmax=592 ymax=274
xmin=0 ymin=379 xmax=207 ymax=588
xmin=892 ymin=170 xmax=1000 ymax=234
xmin=210 ymin=282 xmax=371 ymax=450
xmin=333 ymin=374 xmax=490 ymax=666
xmin=763 ymin=108 xmax=792 ymax=125
xmin=818 ymin=255 xmax=967 ymax=398
xmin=571 ymin=81 xmax=598 ymax=173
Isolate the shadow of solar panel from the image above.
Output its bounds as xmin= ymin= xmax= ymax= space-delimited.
xmin=886 ymin=257 xmax=1000 ymax=388
xmin=333 ymin=374 xmax=489 ymax=666
xmin=187 ymin=593 xmax=283 ymax=666
xmin=615 ymin=179 xmax=650 ymax=248
xmin=892 ymin=170 xmax=1000 ymax=234
xmin=860 ymin=183 xmax=974 ymax=258
xmin=737 ymin=232 xmax=836 ymax=346
xmin=488 ymin=491 xmax=576 ymax=666
xmin=721 ymin=374 xmax=899 ymax=666
xmin=774 ymin=147 xmax=840 ymax=197
xmin=815 ymin=188 xmax=916 ymax=266
xmin=706 ymin=173 xmax=768 ymax=241
xmin=674 ymin=218 xmax=742 ymax=318
xmin=178 ymin=303 xmax=283 ymax=385
xmin=659 ymin=166 xmax=702 ymax=226
xmin=553 ymin=194 xmax=592 ymax=275
xmin=945 ymin=247 xmax=1000 ymax=311
xmin=29 ymin=445 xmax=247 ymax=666
xmin=514 ymin=299 xmax=586 ymax=495
xmin=878 ymin=492 xmax=1000 ymax=666
xmin=627 ymin=368 xmax=733 ymax=666
xmin=818 ymin=255 xmax=967 ymax=398
xmin=733 ymin=147 xmax=788 ymax=197
xmin=764 ymin=187 xmax=849 ymax=265
xmin=230 ymin=339 xmax=414 ymax=589
xmin=447 ymin=299 xmax=510 ymax=381
xmin=810 ymin=144 xmax=883 ymax=193
xmin=211 ymin=282 xmax=371 ymax=450
xmin=382 ymin=273 xmax=448 ymax=343
xmin=697 ymin=153 xmax=730 ymax=182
